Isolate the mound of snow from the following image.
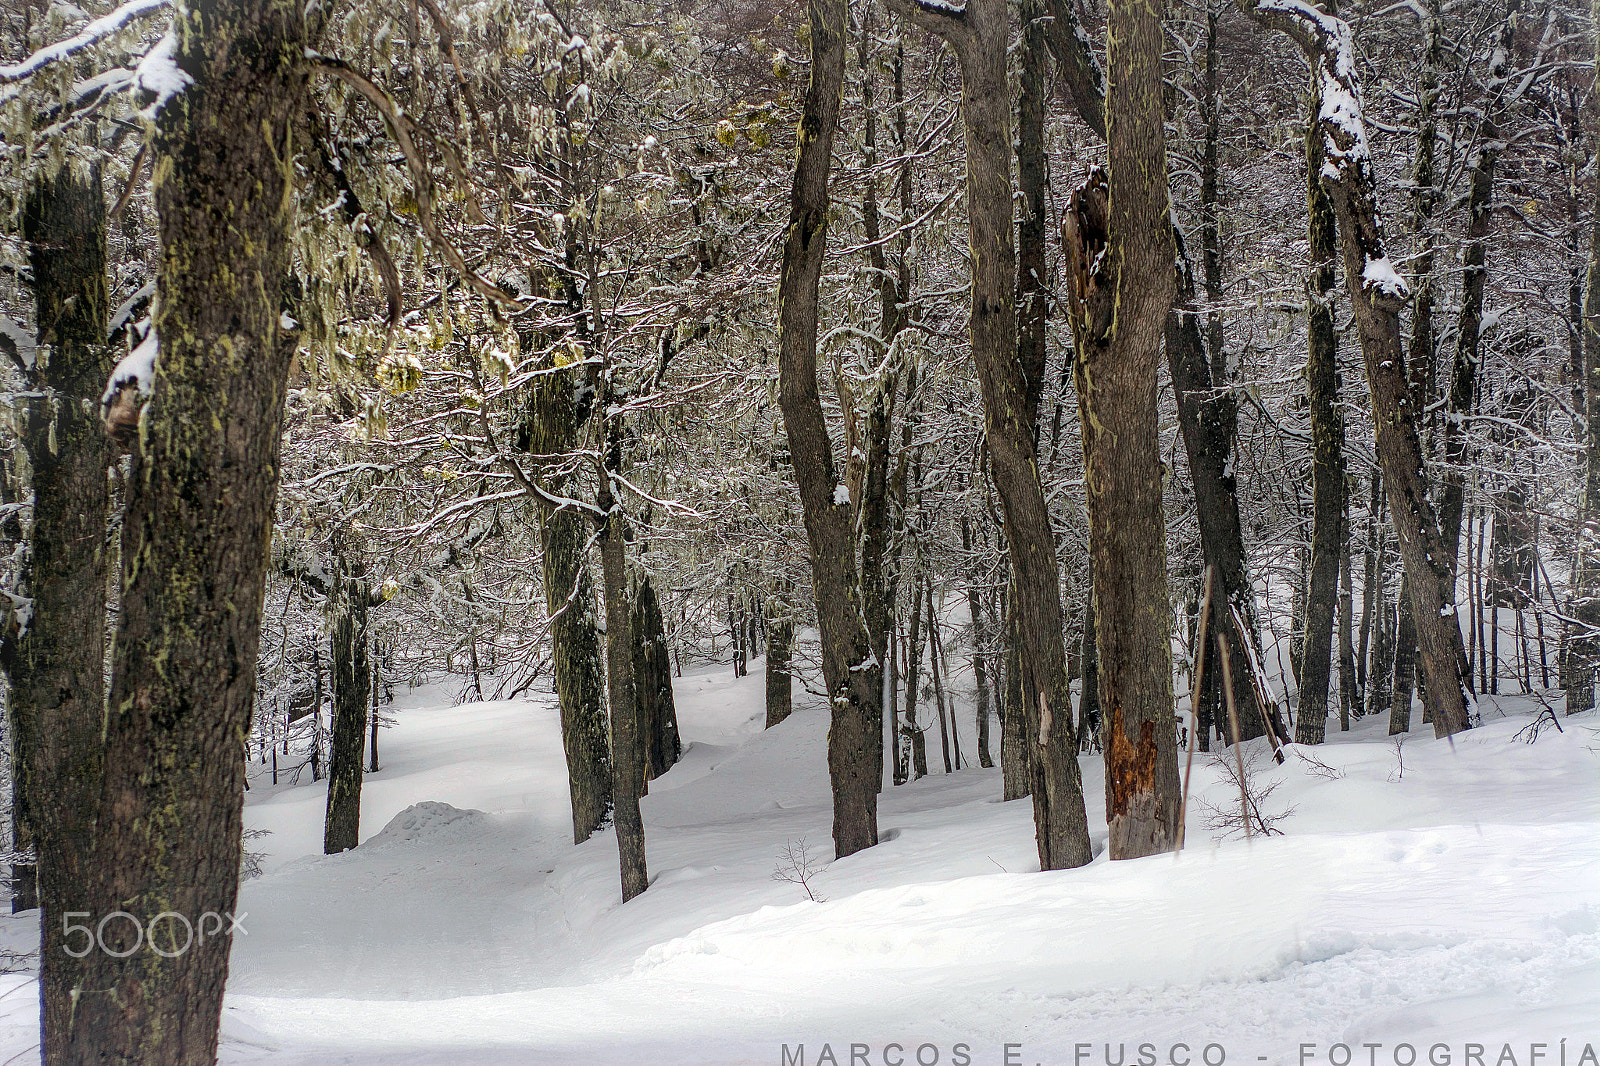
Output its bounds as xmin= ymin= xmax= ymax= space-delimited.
xmin=366 ymin=801 xmax=490 ymax=848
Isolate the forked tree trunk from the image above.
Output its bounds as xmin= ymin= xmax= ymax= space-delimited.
xmin=1238 ymin=0 xmax=1473 ymax=738
xmin=777 ymin=0 xmax=881 ymax=858
xmin=67 ymin=4 xmax=317 ymax=1062
xmin=882 ymin=0 xmax=1092 ymax=872
xmin=1062 ymin=0 xmax=1181 ymax=858
xmin=1296 ymin=76 xmax=1347 ymax=746
xmin=0 ymin=165 xmax=111 ymax=1066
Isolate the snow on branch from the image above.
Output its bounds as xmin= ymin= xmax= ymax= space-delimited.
xmin=134 ymin=31 xmax=190 ymax=118
xmin=0 ymin=0 xmax=170 ymax=85
xmin=1240 ymin=0 xmax=1369 ymax=181
xmin=1235 ymin=0 xmax=1410 ymax=305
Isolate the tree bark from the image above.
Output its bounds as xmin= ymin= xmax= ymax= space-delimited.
xmin=777 ymin=0 xmax=880 ymax=858
xmin=66 ymin=4 xmax=317 ymax=1062
xmin=1237 ymin=0 xmax=1474 ymax=738
xmin=0 ymin=164 xmax=111 ymax=1066
xmin=1062 ymin=0 xmax=1181 ymax=858
xmin=1296 ymin=75 xmax=1347 ymax=746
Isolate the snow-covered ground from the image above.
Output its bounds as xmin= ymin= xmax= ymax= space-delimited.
xmin=0 ymin=662 xmax=1595 ymax=1065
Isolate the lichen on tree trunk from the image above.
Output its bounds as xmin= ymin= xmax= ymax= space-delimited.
xmin=66 ymin=4 xmax=320 ymax=1062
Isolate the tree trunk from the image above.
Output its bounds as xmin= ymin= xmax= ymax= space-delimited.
xmin=1166 ymin=232 xmax=1271 ymax=745
xmin=1337 ymin=510 xmax=1357 ymax=732
xmin=777 ymin=0 xmax=880 ymax=858
xmin=1368 ymin=564 xmax=1395 ymax=720
xmin=927 ymin=580 xmax=954 ymax=773
xmin=1000 ymin=575 xmax=1031 ymax=798
xmin=765 ymin=583 xmax=794 ymax=728
xmin=1161 ymin=20 xmax=1272 ymax=748
xmin=597 ymin=479 xmax=647 ymax=902
xmin=1077 ymin=579 xmax=1102 ymax=751
xmin=1389 ymin=576 xmax=1418 ymax=734
xmin=904 ymin=557 xmax=929 ymax=780
xmin=1238 ymin=0 xmax=1474 ymax=738
xmin=1357 ymin=470 xmax=1381 ymax=706
xmin=963 ymin=517 xmax=994 ymax=768
xmin=1017 ymin=0 xmax=1050 ymax=420
xmin=856 ymin=23 xmax=911 ymax=781
xmin=67 ymin=5 xmax=317 ymax=1062
xmin=524 ymin=359 xmax=611 ymax=845
xmin=1296 ymin=77 xmax=1347 ymax=746
xmin=1062 ymin=0 xmax=1181 ymax=858
xmin=1406 ymin=1 xmax=1443 ymax=441
xmin=1566 ymin=0 xmax=1600 ymax=715
xmin=1439 ymin=0 xmax=1515 ymax=575
xmin=632 ymin=573 xmax=680 ymax=781
xmin=370 ymin=641 xmax=382 ymax=771
xmin=882 ymin=0 xmax=1091 ymax=872
xmin=324 ymin=543 xmax=370 ymax=854
xmin=0 ymin=165 xmax=111 ymax=1066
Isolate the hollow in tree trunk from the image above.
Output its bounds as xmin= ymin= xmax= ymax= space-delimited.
xmin=1061 ymin=0 xmax=1181 ymax=857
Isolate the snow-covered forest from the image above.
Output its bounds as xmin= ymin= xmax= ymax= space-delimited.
xmin=0 ymin=0 xmax=1596 ymax=1062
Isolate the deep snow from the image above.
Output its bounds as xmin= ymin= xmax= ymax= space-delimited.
xmin=0 ymin=661 xmax=1595 ymax=1066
